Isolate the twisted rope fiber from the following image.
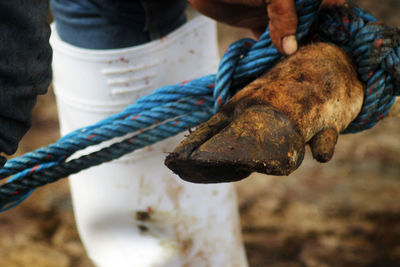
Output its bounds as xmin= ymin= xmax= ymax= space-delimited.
xmin=0 ymin=0 xmax=399 ymax=211
xmin=318 ymin=2 xmax=400 ymax=132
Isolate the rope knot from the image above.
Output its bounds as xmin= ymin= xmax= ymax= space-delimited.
xmin=318 ymin=4 xmax=399 ymax=132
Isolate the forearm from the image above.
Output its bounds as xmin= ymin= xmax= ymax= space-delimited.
xmin=0 ymin=0 xmax=52 ymax=155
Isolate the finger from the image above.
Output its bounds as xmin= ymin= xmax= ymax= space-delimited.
xmin=308 ymin=128 xmax=338 ymax=163
xmin=267 ymin=0 xmax=298 ymax=55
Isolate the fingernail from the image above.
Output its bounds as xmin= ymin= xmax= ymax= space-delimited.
xmin=282 ymin=35 xmax=297 ymax=55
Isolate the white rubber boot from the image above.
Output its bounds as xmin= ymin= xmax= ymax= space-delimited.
xmin=50 ymin=14 xmax=248 ymax=267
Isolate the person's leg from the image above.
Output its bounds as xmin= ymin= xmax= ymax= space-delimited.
xmin=50 ymin=1 xmax=248 ymax=266
xmin=50 ymin=0 xmax=188 ymax=49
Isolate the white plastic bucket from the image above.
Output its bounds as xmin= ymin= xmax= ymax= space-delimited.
xmin=51 ymin=14 xmax=248 ymax=267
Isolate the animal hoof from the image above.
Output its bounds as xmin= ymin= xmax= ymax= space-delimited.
xmin=165 ymin=105 xmax=305 ymax=183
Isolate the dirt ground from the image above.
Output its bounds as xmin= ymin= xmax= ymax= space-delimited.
xmin=1 ymin=1 xmax=400 ymax=266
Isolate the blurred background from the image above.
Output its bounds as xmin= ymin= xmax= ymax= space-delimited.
xmin=1 ymin=0 xmax=399 ymax=266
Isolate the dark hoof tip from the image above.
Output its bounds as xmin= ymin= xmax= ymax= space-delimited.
xmin=165 ymin=105 xmax=305 ymax=183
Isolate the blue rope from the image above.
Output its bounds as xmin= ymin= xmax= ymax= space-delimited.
xmin=0 ymin=0 xmax=398 ymax=211
xmin=317 ymin=2 xmax=399 ymax=132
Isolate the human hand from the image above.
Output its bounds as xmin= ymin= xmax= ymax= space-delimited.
xmin=188 ymin=0 xmax=346 ymax=55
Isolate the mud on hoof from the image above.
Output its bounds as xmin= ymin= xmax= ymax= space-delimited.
xmin=165 ymin=105 xmax=305 ymax=183
xmin=165 ymin=43 xmax=364 ymax=183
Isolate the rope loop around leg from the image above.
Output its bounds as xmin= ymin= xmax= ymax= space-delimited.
xmin=318 ymin=3 xmax=399 ymax=132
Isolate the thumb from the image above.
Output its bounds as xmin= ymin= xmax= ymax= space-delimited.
xmin=267 ymin=0 xmax=298 ymax=55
